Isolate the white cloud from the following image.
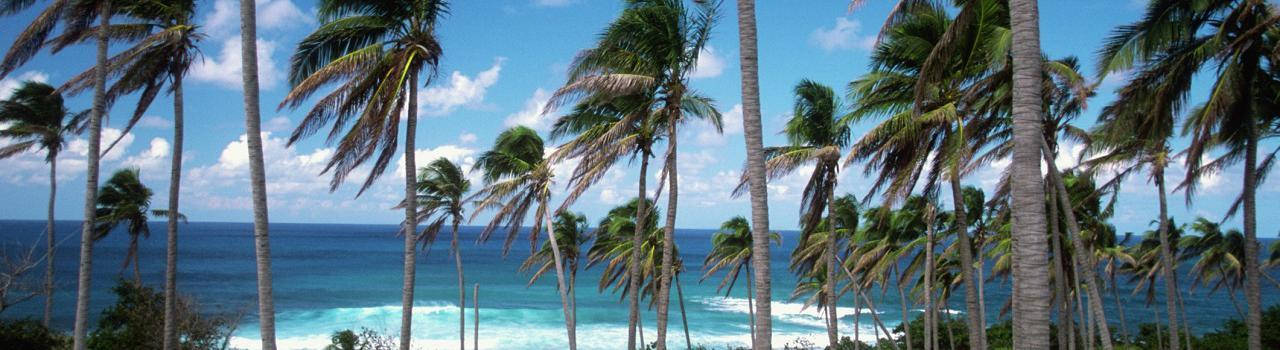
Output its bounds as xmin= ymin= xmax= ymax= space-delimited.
xmin=121 ymin=138 xmax=172 ymax=178
xmin=0 ymin=127 xmax=152 ymax=186
xmin=190 ymin=38 xmax=282 ymax=90
xmin=264 ymin=116 xmax=292 ymax=133
xmin=420 ymin=58 xmax=505 ymax=116
xmin=534 ymin=0 xmax=575 ymax=7
xmin=138 ymin=115 xmax=173 ymax=129
xmin=504 ymin=88 xmax=555 ymax=131
xmin=204 ymin=0 xmax=310 ymax=36
xmin=811 ymin=17 xmax=876 ymax=52
xmin=0 ymin=71 xmax=49 ymax=99
xmin=695 ymin=104 xmax=743 ymax=146
xmin=690 ymin=46 xmax=726 ymax=79
xmin=459 ymin=132 xmax=478 ymax=144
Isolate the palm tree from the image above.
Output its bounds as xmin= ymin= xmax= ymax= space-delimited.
xmin=54 ymin=3 xmax=202 ymax=347
xmin=738 ymin=79 xmax=847 ymax=345
xmin=237 ymin=0 xmax=276 ymax=348
xmin=544 ymin=2 xmax=717 ymax=346
xmin=521 ymin=211 xmax=591 ymax=330
xmin=1181 ymin=218 xmax=1248 ymax=318
xmin=1007 ymin=0 xmax=1052 ymax=347
xmin=409 ymin=157 xmax=470 ymax=349
xmin=1099 ymin=2 xmax=1279 ymax=348
xmin=470 ymin=126 xmax=576 ymax=349
xmin=279 ymin=2 xmax=449 ymax=348
xmin=701 ymin=216 xmax=779 ymax=339
xmin=732 ymin=0 xmax=774 ymax=346
xmin=1 ymin=1 xmax=113 ymax=348
xmin=0 ymin=81 xmax=86 ymax=326
xmin=92 ymin=168 xmax=184 ymax=284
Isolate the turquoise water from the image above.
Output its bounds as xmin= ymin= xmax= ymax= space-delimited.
xmin=1 ymin=220 xmax=1277 ymax=349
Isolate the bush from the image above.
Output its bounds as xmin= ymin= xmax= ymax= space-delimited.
xmin=0 ymin=318 xmax=68 ymax=350
xmin=87 ymin=280 xmax=237 ymax=350
xmin=324 ymin=328 xmax=397 ymax=350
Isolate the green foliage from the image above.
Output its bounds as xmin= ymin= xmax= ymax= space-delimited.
xmin=86 ymin=280 xmax=236 ymax=350
xmin=1191 ymin=304 xmax=1280 ymax=350
xmin=324 ymin=328 xmax=397 ymax=350
xmin=0 ymin=318 xmax=68 ymax=350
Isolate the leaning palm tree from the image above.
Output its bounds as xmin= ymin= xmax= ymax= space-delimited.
xmin=736 ymin=79 xmax=848 ymax=346
xmin=55 ymin=2 xmax=202 ymax=347
xmin=521 ymin=211 xmax=591 ymax=330
xmin=1181 ymin=217 xmax=1249 ymax=318
xmin=470 ymin=126 xmax=576 ymax=349
xmin=2 ymin=1 xmax=114 ymax=347
xmin=279 ymin=2 xmax=449 ymax=348
xmin=1099 ymin=2 xmax=1279 ymax=348
xmin=0 ymin=81 xmax=86 ymax=326
xmin=543 ymin=2 xmax=717 ymax=346
xmin=409 ymin=157 xmax=470 ymax=350
xmin=237 ymin=0 xmax=276 ymax=347
xmin=701 ymin=216 xmax=779 ymax=339
xmin=91 ymin=168 xmax=181 ymax=282
xmin=732 ymin=0 xmax=774 ymax=347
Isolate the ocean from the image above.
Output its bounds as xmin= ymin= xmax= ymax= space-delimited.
xmin=1 ymin=220 xmax=1277 ymax=349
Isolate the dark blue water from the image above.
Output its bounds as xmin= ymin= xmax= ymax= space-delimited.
xmin=0 ymin=220 xmax=1276 ymax=349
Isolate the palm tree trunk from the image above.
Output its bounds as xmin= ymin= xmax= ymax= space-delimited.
xmin=397 ymin=73 xmax=421 ymax=350
xmin=629 ymin=155 xmax=650 ymax=350
xmin=975 ymin=229 xmax=988 ymax=340
xmin=1152 ymin=305 xmax=1163 ymax=350
xmin=655 ymin=93 xmax=682 ymax=350
xmin=453 ymin=220 xmax=465 ymax=350
xmin=542 ymin=208 xmax=577 ymax=350
xmin=1008 ymin=0 xmax=1052 ymax=347
xmin=1242 ymin=108 xmax=1261 ymax=350
xmin=44 ymin=150 xmax=56 ymax=328
xmin=826 ymin=179 xmax=839 ymax=346
xmin=1073 ymin=271 xmax=1091 ymax=350
xmin=925 ymin=206 xmax=936 ymax=350
xmin=861 ymin=290 xmax=899 ymax=350
xmin=948 ymin=173 xmax=984 ymax=350
xmin=473 ymin=283 xmax=479 ymax=350
xmin=1110 ymin=273 xmax=1130 ymax=342
xmin=72 ymin=2 xmax=110 ymax=349
xmin=735 ymin=1 xmax=772 ymax=348
xmin=161 ymin=73 xmax=185 ymax=350
xmin=1153 ymin=165 xmax=1179 ymax=350
xmin=239 ymin=1 xmax=276 ymax=347
xmin=898 ymin=273 xmax=913 ymax=350
xmin=1049 ymin=179 xmax=1072 ymax=350
xmin=855 ymin=287 xmax=862 ymax=350
xmin=1041 ymin=140 xmax=1114 ymax=350
xmin=747 ymin=264 xmax=757 ymax=341
xmin=676 ymin=272 xmax=692 ymax=350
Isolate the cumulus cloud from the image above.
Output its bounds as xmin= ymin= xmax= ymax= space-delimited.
xmin=811 ymin=17 xmax=876 ymax=52
xmin=420 ymin=58 xmax=505 ymax=116
xmin=690 ymin=46 xmax=726 ymax=79
xmin=264 ymin=116 xmax=293 ymax=133
xmin=190 ymin=38 xmax=282 ymax=90
xmin=504 ymin=88 xmax=555 ymax=131
xmin=695 ymin=104 xmax=743 ymax=146
xmin=121 ymin=138 xmax=172 ymax=178
xmin=204 ymin=0 xmax=310 ymax=36
xmin=0 ymin=127 xmax=149 ymax=186
xmin=459 ymin=132 xmax=478 ymax=144
xmin=0 ymin=71 xmax=49 ymax=99
xmin=138 ymin=115 xmax=173 ymax=129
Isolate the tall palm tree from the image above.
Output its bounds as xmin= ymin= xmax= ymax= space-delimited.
xmin=738 ymin=79 xmax=848 ymax=346
xmin=1008 ymin=0 xmax=1052 ymax=347
xmin=280 ymin=2 xmax=449 ymax=348
xmin=409 ymin=157 xmax=470 ymax=349
xmin=1 ymin=1 xmax=113 ymax=348
xmin=470 ymin=126 xmax=576 ymax=349
xmin=522 ymin=211 xmax=591 ymax=330
xmin=92 ymin=168 xmax=182 ymax=283
xmin=237 ymin=0 xmax=275 ymax=348
xmin=55 ymin=3 xmax=202 ymax=347
xmin=1099 ymin=2 xmax=1279 ymax=348
xmin=0 ymin=81 xmax=86 ymax=326
xmin=545 ymin=2 xmax=717 ymax=346
xmin=732 ymin=0 xmax=773 ymax=346
xmin=701 ymin=216 xmax=779 ymax=339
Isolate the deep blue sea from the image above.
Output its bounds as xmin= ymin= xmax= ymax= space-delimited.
xmin=1 ymin=220 xmax=1277 ymax=349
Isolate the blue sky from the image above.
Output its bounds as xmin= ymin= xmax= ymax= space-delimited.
xmin=0 ymin=0 xmax=1275 ymax=235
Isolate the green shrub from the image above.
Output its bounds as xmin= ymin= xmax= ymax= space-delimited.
xmin=0 ymin=318 xmax=68 ymax=350
xmin=87 ymin=280 xmax=237 ymax=350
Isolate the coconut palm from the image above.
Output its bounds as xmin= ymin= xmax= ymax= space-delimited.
xmin=1181 ymin=217 xmax=1249 ymax=318
xmin=279 ymin=1 xmax=449 ymax=348
xmin=91 ymin=168 xmax=182 ymax=282
xmin=53 ymin=3 xmax=202 ymax=347
xmin=700 ymin=216 xmax=779 ymax=339
xmin=731 ymin=0 xmax=773 ymax=346
xmin=0 ymin=81 xmax=86 ymax=326
xmin=470 ymin=126 xmax=576 ymax=349
xmin=520 ymin=211 xmax=591 ymax=329
xmin=408 ymin=157 xmax=470 ymax=349
xmin=1099 ymin=2 xmax=1279 ymax=348
xmin=544 ymin=1 xmax=717 ymax=346
xmin=236 ymin=0 xmax=276 ymax=347
xmin=1 ymin=1 xmax=113 ymax=347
